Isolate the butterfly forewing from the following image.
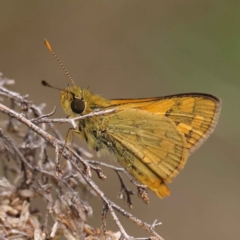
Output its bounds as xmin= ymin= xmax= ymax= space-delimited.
xmin=110 ymin=93 xmax=221 ymax=154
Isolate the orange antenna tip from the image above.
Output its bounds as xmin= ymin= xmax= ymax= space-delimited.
xmin=44 ymin=39 xmax=53 ymax=52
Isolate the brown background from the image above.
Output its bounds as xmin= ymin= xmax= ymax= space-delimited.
xmin=0 ymin=1 xmax=239 ymax=240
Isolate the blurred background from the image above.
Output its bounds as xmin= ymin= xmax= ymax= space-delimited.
xmin=0 ymin=1 xmax=239 ymax=239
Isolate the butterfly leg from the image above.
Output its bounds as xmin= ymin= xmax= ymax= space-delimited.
xmin=57 ymin=127 xmax=78 ymax=174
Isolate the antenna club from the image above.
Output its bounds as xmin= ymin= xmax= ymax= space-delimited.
xmin=41 ymin=80 xmax=48 ymax=86
xmin=44 ymin=39 xmax=53 ymax=52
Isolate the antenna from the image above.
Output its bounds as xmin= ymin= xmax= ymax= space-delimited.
xmin=42 ymin=80 xmax=63 ymax=91
xmin=41 ymin=80 xmax=75 ymax=97
xmin=44 ymin=39 xmax=75 ymax=85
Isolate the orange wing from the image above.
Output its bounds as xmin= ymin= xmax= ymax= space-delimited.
xmin=105 ymin=108 xmax=188 ymax=197
xmin=109 ymin=93 xmax=221 ymax=154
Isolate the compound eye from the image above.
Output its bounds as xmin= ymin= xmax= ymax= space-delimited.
xmin=70 ymin=98 xmax=85 ymax=114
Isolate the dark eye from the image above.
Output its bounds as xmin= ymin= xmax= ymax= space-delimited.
xmin=71 ymin=98 xmax=85 ymax=114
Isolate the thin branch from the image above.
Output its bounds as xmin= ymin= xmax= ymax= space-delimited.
xmin=87 ymin=160 xmax=150 ymax=204
xmin=32 ymin=107 xmax=117 ymax=125
xmin=31 ymin=105 xmax=57 ymax=122
xmin=116 ymin=170 xmax=134 ymax=208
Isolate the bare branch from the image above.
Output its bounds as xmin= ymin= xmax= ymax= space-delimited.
xmin=32 ymin=107 xmax=117 ymax=126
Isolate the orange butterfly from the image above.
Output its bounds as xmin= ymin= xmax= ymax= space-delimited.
xmin=45 ymin=40 xmax=221 ymax=198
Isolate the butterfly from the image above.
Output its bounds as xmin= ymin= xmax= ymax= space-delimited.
xmin=44 ymin=40 xmax=221 ymax=198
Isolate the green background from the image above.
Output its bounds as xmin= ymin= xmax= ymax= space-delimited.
xmin=0 ymin=1 xmax=239 ymax=239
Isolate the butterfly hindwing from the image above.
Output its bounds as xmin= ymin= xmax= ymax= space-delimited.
xmin=104 ymin=109 xmax=188 ymax=198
